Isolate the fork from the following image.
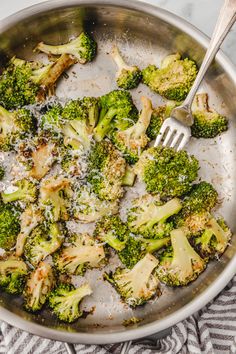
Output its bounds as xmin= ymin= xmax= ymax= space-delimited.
xmin=154 ymin=0 xmax=236 ymax=151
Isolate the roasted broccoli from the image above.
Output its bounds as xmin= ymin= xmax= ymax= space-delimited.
xmin=54 ymin=233 xmax=107 ymax=275
xmin=111 ymin=46 xmax=142 ymax=89
xmin=73 ymin=185 xmax=118 ymax=223
xmin=48 ymin=283 xmax=93 ymax=323
xmin=93 ymin=90 xmax=137 ymax=141
xmin=173 ymin=181 xmax=218 ymax=234
xmin=127 ymin=194 xmax=182 ymax=238
xmin=24 ymin=262 xmax=55 ymax=312
xmin=156 ymin=228 xmax=205 ymax=286
xmin=110 ymin=96 xmax=153 ymax=164
xmin=104 ymin=253 xmax=160 ymax=307
xmin=40 ymin=103 xmax=63 ymax=138
xmin=39 ymin=176 xmax=73 ymax=222
xmin=134 ymin=146 xmax=199 ymax=197
xmin=61 ymin=99 xmax=92 ymax=151
xmin=142 ymin=53 xmax=198 ymax=101
xmin=193 ymin=216 xmax=231 ymax=258
xmin=24 ymin=222 xmax=64 ymax=266
xmin=0 ymin=106 xmax=36 ymax=151
xmin=118 ymin=235 xmax=169 ymax=268
xmin=0 ymin=255 xmax=28 ymax=294
xmin=0 ymin=55 xmax=75 ymax=109
xmin=29 ymin=141 xmax=58 ymax=180
xmin=94 ymin=215 xmax=129 ymax=251
xmin=0 ymin=203 xmax=20 ymax=250
xmin=1 ymin=178 xmax=38 ymax=204
xmin=36 ymin=32 xmax=97 ymax=64
xmin=87 ymin=140 xmax=126 ymax=201
xmin=15 ymin=205 xmax=43 ymax=257
xmin=191 ymin=93 xmax=228 ymax=138
xmin=81 ymin=96 xmax=100 ymax=130
xmin=118 ymin=236 xmax=143 ymax=268
xmin=147 ymin=101 xmax=178 ymax=140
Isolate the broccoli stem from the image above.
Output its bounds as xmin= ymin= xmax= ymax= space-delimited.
xmin=111 ymin=46 xmax=133 ymax=73
xmin=202 ymin=217 xmax=229 ymax=253
xmin=130 ymin=96 xmax=153 ymax=139
xmin=94 ymin=107 xmax=118 ymax=141
xmin=142 ymin=237 xmax=170 ymax=253
xmin=137 ymin=198 xmax=182 ymax=230
xmin=171 ymin=228 xmax=204 ymax=281
xmin=192 ymin=93 xmax=208 ymax=111
xmin=36 ymin=54 xmax=76 ymax=101
xmin=105 ymin=231 xmax=126 ymax=251
xmin=122 ymin=166 xmax=136 ymax=186
xmin=2 ymin=187 xmax=26 ymax=203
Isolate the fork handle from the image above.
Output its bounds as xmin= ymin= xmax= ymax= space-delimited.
xmin=172 ymin=0 xmax=236 ymax=125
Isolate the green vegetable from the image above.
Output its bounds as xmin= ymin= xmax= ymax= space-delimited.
xmin=111 ymin=46 xmax=142 ymax=89
xmin=135 ymin=146 xmax=199 ymax=198
xmin=142 ymin=53 xmax=198 ymax=101
xmin=104 ymin=253 xmax=159 ymax=307
xmin=48 ymin=283 xmax=93 ymax=323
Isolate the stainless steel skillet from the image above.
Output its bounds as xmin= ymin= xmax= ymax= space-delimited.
xmin=0 ymin=0 xmax=236 ymax=348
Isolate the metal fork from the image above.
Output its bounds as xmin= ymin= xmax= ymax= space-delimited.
xmin=155 ymin=0 xmax=236 ymax=151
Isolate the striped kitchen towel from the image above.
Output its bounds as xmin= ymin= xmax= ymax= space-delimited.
xmin=1 ymin=274 xmax=236 ymax=354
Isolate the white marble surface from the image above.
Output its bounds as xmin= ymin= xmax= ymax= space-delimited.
xmin=0 ymin=0 xmax=235 ymax=64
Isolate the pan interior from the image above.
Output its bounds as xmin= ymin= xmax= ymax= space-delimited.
xmin=0 ymin=3 xmax=236 ymax=335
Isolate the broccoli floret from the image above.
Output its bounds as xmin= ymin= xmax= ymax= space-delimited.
xmin=0 ymin=255 xmax=28 ymax=294
xmin=146 ymin=101 xmax=178 ymax=140
xmin=0 ymin=203 xmax=20 ymax=250
xmin=135 ymin=146 xmax=199 ymax=198
xmin=87 ymin=140 xmax=126 ymax=201
xmin=40 ymin=103 xmax=63 ymax=138
xmin=54 ymin=233 xmax=107 ymax=275
xmin=0 ymin=56 xmax=75 ymax=109
xmin=24 ymin=222 xmax=64 ymax=267
xmin=127 ymin=194 xmax=182 ymax=238
xmin=193 ymin=216 xmax=231 ymax=258
xmin=173 ymin=182 xmax=218 ymax=234
xmin=39 ymin=176 xmax=73 ymax=221
xmin=104 ymin=253 xmax=159 ymax=307
xmin=93 ymin=90 xmax=137 ymax=141
xmin=181 ymin=182 xmax=218 ymax=217
xmin=15 ymin=205 xmax=43 ymax=257
xmin=1 ymin=178 xmax=38 ymax=204
xmin=73 ymin=185 xmax=118 ymax=223
xmin=191 ymin=93 xmax=228 ymax=138
xmin=48 ymin=283 xmax=93 ymax=323
xmin=94 ymin=215 xmax=129 ymax=251
xmin=24 ymin=262 xmax=55 ymax=312
xmin=110 ymin=96 xmax=153 ymax=164
xmin=118 ymin=236 xmax=143 ymax=268
xmin=157 ymin=228 xmax=206 ymax=286
xmin=0 ymin=106 xmax=36 ymax=151
xmin=36 ymin=32 xmax=97 ymax=64
xmin=142 ymin=53 xmax=197 ymax=101
xmin=81 ymin=96 xmax=100 ymax=130
xmin=111 ymin=46 xmax=142 ymax=89
xmin=42 ymin=99 xmax=93 ymax=151
xmin=62 ymin=101 xmax=92 ymax=151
